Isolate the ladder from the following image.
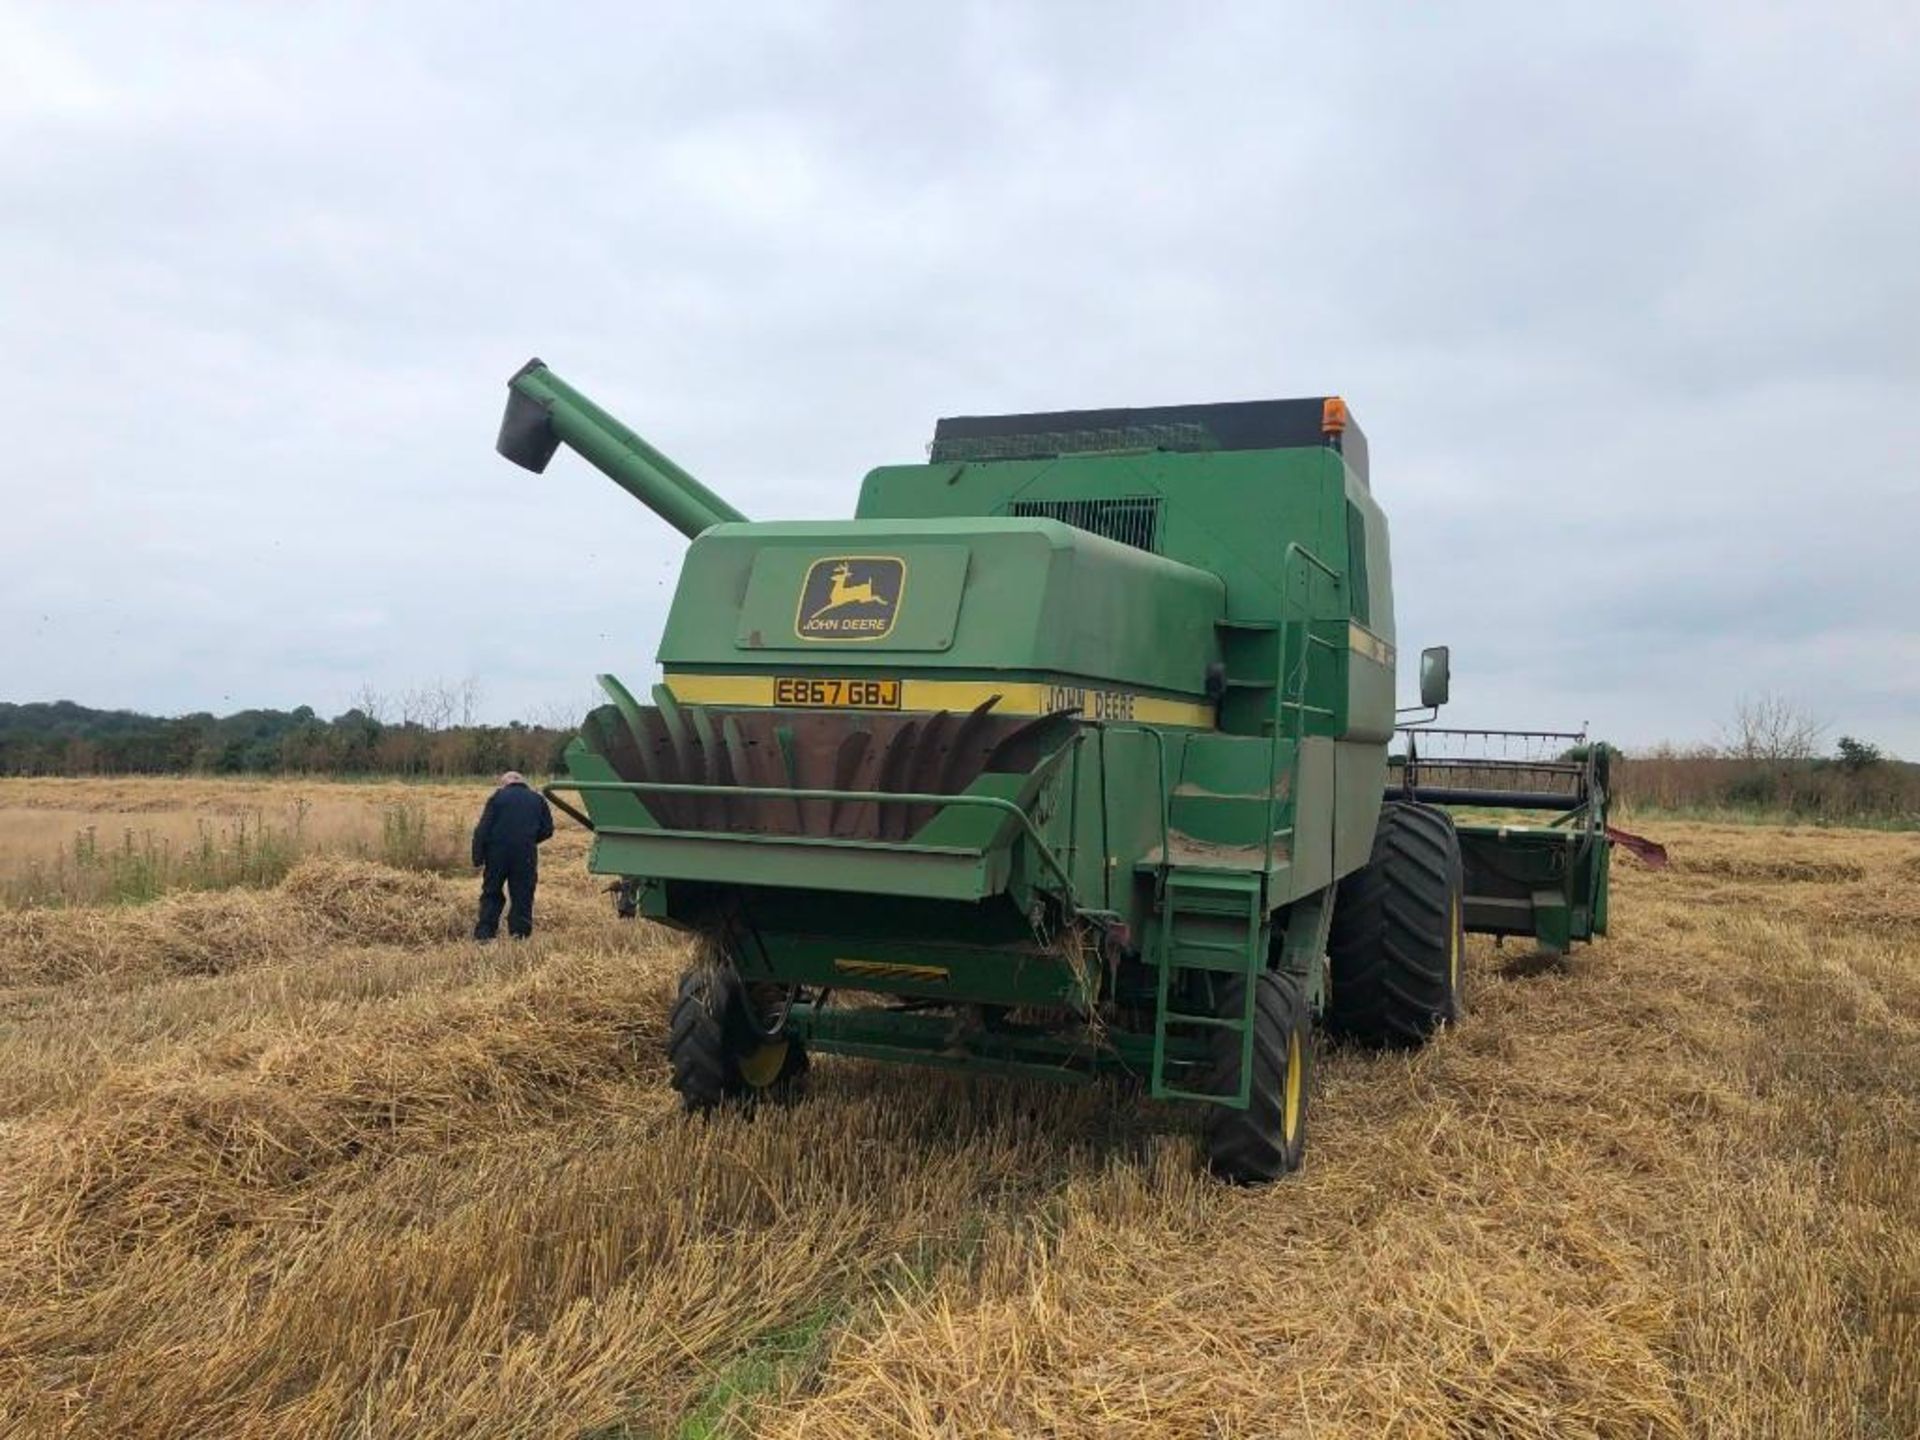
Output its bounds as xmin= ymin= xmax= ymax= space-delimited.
xmin=1148 ymin=869 xmax=1267 ymax=1105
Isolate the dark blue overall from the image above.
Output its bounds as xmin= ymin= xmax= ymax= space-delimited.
xmin=471 ymin=781 xmax=554 ymax=939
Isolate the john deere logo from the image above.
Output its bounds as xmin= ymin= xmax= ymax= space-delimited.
xmin=796 ymin=556 xmax=905 ymax=641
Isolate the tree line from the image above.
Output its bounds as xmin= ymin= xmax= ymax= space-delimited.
xmin=3 ymin=689 xmax=1910 ymax=823
xmin=1613 ymin=694 xmax=1916 ymax=823
xmin=0 ymin=700 xmax=573 ymax=778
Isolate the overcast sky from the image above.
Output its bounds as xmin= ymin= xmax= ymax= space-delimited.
xmin=3 ymin=2 xmax=1915 ymax=753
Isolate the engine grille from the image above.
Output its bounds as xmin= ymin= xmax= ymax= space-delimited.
xmin=1008 ymin=496 xmax=1161 ymax=553
xmin=930 ymin=421 xmax=1215 ymax=463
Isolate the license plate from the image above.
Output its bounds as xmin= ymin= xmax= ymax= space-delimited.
xmin=773 ymin=676 xmax=902 ymax=709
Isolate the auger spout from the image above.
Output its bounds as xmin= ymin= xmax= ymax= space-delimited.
xmin=495 ymin=358 xmax=746 ymax=538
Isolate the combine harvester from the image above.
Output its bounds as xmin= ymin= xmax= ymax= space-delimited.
xmin=496 ymin=362 xmax=1648 ymax=1181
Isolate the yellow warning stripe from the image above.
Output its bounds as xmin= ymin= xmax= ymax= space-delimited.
xmin=662 ymin=672 xmax=1216 ymax=728
xmin=1348 ymin=621 xmax=1396 ymax=667
xmin=661 ymin=674 xmax=780 ymax=706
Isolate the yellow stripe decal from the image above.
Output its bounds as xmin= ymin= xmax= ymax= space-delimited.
xmin=659 ymin=673 xmax=771 ymax=706
xmin=663 ymin=673 xmax=1215 ymax=728
xmin=1347 ymin=621 xmax=1396 ymax=667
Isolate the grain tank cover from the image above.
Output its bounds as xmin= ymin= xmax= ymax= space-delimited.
xmin=930 ymin=398 xmax=1367 ymax=482
xmin=659 ymin=517 xmax=1225 ymax=703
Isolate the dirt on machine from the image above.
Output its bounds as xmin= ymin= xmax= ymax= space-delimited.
xmin=494 ymin=359 xmax=1655 ymax=1182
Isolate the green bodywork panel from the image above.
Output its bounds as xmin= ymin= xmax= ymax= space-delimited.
xmin=665 ymin=518 xmax=1226 ymax=696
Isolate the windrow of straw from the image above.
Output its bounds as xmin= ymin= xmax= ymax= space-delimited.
xmin=0 ymin=938 xmax=680 ymax=1302
xmin=1 ymin=1079 xmax=1135 ymax=1439
xmin=0 ymin=888 xmax=297 ymax=987
xmin=0 ymin=857 xmax=479 ymax=988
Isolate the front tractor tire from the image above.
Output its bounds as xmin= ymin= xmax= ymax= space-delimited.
xmin=1326 ymin=801 xmax=1466 ymax=1047
xmin=1204 ymin=970 xmax=1313 ymax=1184
xmin=667 ymin=966 xmax=809 ymax=1112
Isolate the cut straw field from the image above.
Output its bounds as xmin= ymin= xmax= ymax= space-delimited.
xmin=0 ymin=777 xmax=1913 ymax=1438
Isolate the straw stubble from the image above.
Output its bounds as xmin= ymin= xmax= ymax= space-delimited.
xmin=0 ymin=779 xmax=1910 ymax=1437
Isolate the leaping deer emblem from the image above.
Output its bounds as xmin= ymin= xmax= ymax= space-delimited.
xmin=810 ymin=562 xmax=891 ymax=619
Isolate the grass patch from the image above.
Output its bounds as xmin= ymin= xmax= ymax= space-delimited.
xmin=373 ymin=800 xmax=464 ymax=872
xmin=591 ymin=1198 xmax=997 ymax=1438
xmin=1616 ymin=801 xmax=1920 ymax=832
xmin=2 ymin=799 xmax=467 ymax=908
xmin=663 ymin=1300 xmax=847 ymax=1440
xmin=3 ymin=808 xmax=310 ymax=906
xmin=594 ymin=1222 xmax=995 ymax=1439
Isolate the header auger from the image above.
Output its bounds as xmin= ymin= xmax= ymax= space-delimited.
xmin=495 ymin=360 xmax=1638 ymax=1182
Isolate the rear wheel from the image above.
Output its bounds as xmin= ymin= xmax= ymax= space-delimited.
xmin=1326 ymin=801 xmax=1465 ymax=1047
xmin=667 ymin=966 xmax=809 ymax=1112
xmin=1203 ymin=970 xmax=1312 ymax=1183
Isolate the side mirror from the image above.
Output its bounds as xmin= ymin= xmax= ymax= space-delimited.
xmin=1419 ymin=646 xmax=1451 ymax=709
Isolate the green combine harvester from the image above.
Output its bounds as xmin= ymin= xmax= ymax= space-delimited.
xmin=496 ymin=360 xmax=1646 ymax=1181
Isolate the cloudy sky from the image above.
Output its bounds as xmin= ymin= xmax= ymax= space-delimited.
xmin=3 ymin=2 xmax=1915 ymax=752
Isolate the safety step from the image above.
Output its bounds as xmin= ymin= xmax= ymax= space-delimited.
xmin=1217 ymin=621 xmax=1282 ymax=694
xmin=1160 ymin=1010 xmax=1244 ymax=1030
xmin=1157 ymin=1083 xmax=1246 ymax=1104
xmin=1163 ymin=938 xmax=1255 ymax=973
xmin=1164 ymin=887 xmax=1262 ymax=918
xmin=1167 ymin=866 xmax=1264 ymax=883
xmin=1169 ymin=936 xmax=1245 ymax=954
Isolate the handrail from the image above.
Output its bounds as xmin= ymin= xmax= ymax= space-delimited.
xmin=542 ymin=787 xmax=595 ymax=830
xmin=546 ymin=777 xmax=1084 ymax=908
xmin=1268 ymin=541 xmax=1342 ymax=881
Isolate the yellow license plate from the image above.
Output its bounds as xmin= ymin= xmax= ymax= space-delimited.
xmin=773 ymin=676 xmax=902 ymax=709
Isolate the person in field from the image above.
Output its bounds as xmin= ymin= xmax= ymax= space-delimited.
xmin=471 ymin=771 xmax=554 ymax=940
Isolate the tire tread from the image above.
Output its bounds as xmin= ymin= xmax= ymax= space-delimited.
xmin=1203 ymin=971 xmax=1311 ymax=1183
xmin=1325 ymin=802 xmax=1465 ymax=1047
